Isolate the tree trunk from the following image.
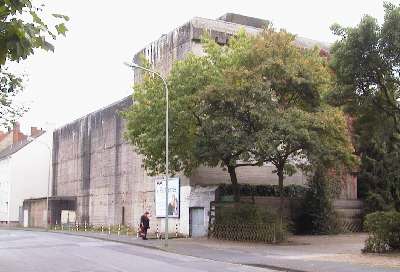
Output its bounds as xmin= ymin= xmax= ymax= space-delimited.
xmin=277 ymin=167 xmax=284 ymax=221
xmin=228 ymin=165 xmax=240 ymax=202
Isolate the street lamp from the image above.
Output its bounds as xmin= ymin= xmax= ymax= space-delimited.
xmin=124 ymin=62 xmax=170 ymax=247
xmin=27 ymin=135 xmax=52 ymax=230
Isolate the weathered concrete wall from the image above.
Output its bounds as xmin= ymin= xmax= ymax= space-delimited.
xmin=52 ymin=96 xmax=192 ymax=231
xmin=23 ymin=197 xmax=77 ymax=227
xmin=53 ymin=94 xmax=195 ymax=232
xmin=133 ymin=15 xmax=329 ymax=82
xmin=24 ymin=198 xmax=46 ymax=228
xmin=217 ymin=13 xmax=269 ymax=29
xmin=52 ymin=117 xmax=87 ymax=222
xmin=53 ymin=97 xmax=136 ymax=225
xmin=86 ymin=99 xmax=133 ymax=226
xmin=191 ymin=165 xmax=305 ymax=187
xmin=132 ymin=16 xmax=258 ymax=80
xmin=133 ymin=21 xmax=193 ymax=81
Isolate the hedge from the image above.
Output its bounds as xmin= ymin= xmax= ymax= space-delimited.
xmin=217 ymin=184 xmax=307 ymax=198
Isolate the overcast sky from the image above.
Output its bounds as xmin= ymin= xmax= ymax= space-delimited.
xmin=11 ymin=0 xmax=390 ymax=133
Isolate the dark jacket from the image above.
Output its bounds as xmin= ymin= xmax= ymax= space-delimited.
xmin=140 ymin=215 xmax=150 ymax=229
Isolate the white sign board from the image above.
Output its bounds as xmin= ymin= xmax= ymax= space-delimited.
xmin=61 ymin=210 xmax=76 ymax=224
xmin=155 ymin=177 xmax=180 ymax=218
xmin=23 ymin=209 xmax=28 ymax=227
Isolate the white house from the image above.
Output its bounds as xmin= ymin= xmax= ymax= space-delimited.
xmin=0 ymin=131 xmax=52 ymax=226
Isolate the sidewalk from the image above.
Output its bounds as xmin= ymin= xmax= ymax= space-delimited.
xmin=5 ymin=227 xmax=400 ymax=272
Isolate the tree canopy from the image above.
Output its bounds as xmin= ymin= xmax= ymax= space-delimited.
xmin=330 ymin=2 xmax=400 ymax=131
xmin=124 ymin=27 xmax=356 ymax=202
xmin=330 ymin=2 xmax=400 ymax=212
xmin=0 ymin=0 xmax=69 ymax=127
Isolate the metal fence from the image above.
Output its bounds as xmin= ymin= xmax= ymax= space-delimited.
xmin=210 ymin=223 xmax=286 ymax=243
xmin=207 ymin=201 xmax=287 ymax=243
xmin=340 ymin=219 xmax=363 ymax=233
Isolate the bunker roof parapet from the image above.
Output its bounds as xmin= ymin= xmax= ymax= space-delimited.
xmin=133 ymin=13 xmax=330 ymax=65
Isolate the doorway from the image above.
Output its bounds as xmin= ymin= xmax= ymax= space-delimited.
xmin=189 ymin=207 xmax=206 ymax=237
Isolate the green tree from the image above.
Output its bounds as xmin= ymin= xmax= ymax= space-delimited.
xmin=330 ymin=2 xmax=400 ymax=131
xmin=330 ymin=2 xmax=400 ymax=212
xmin=356 ymin=104 xmax=400 ymax=212
xmin=0 ymin=0 xmax=69 ymax=126
xmin=0 ymin=68 xmax=24 ymax=126
xmin=124 ymin=31 xmax=270 ymax=201
xmin=295 ymin=166 xmax=341 ymax=234
xmin=250 ymin=29 xmax=356 ymax=213
xmin=124 ymin=28 xmax=356 ymax=204
xmin=255 ymin=106 xmax=356 ymax=214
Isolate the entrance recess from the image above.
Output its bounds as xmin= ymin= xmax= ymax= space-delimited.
xmin=189 ymin=207 xmax=206 ymax=237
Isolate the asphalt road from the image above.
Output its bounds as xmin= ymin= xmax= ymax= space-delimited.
xmin=0 ymin=230 xmax=274 ymax=272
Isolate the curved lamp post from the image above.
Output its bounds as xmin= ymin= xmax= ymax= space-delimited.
xmin=124 ymin=62 xmax=170 ymax=247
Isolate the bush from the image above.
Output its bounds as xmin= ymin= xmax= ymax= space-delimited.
xmin=363 ymin=211 xmax=400 ymax=253
xmin=217 ymin=184 xmax=307 ymax=199
xmin=364 ymin=192 xmax=392 ymax=214
xmin=294 ymin=169 xmax=341 ymax=234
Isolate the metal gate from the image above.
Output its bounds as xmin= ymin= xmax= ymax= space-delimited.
xmin=189 ymin=207 xmax=206 ymax=237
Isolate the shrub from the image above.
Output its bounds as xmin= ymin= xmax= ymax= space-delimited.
xmin=364 ymin=192 xmax=392 ymax=214
xmin=363 ymin=211 xmax=400 ymax=253
xmin=294 ymin=169 xmax=341 ymax=234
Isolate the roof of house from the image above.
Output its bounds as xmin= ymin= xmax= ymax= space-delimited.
xmin=0 ymin=130 xmax=46 ymax=161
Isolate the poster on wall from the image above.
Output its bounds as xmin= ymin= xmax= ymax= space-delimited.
xmin=155 ymin=177 xmax=180 ymax=218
